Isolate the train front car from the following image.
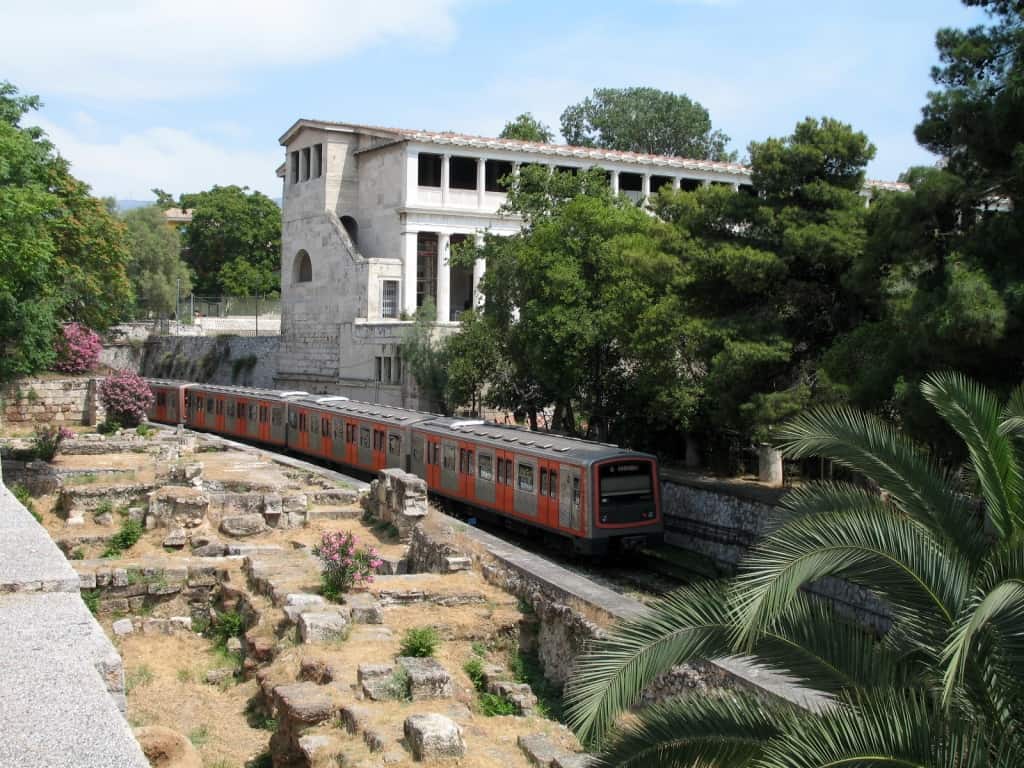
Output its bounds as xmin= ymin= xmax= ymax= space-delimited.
xmin=591 ymin=453 xmax=662 ymax=553
xmin=145 ymin=379 xmax=192 ymax=425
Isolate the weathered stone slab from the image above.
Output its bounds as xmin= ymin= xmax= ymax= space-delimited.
xmin=398 ymin=657 xmax=453 ymax=700
xmin=345 ymin=592 xmax=383 ymax=624
xmin=357 ymin=663 xmax=394 ymax=701
xmin=147 ymin=486 xmax=209 ymax=528
xmin=273 ymin=682 xmax=336 ymax=725
xmin=404 ymin=713 xmax=465 ymax=760
xmin=518 ymin=734 xmax=563 ymax=767
xmin=219 ymin=514 xmax=268 ymax=537
xmin=298 ymin=609 xmax=348 ymax=643
xmin=112 ymin=618 xmax=134 ymax=636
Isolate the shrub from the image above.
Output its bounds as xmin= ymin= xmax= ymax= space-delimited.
xmin=478 ymin=691 xmax=517 ymax=716
xmin=400 ymin=627 xmax=440 ymax=658
xmin=98 ymin=370 xmax=154 ymax=427
xmin=211 ymin=610 xmax=245 ymax=647
xmin=53 ymin=322 xmax=102 ymax=374
xmin=463 ymin=657 xmax=486 ymax=692
xmin=102 ymin=518 xmax=143 ymax=558
xmin=10 ymin=484 xmax=41 ymax=523
xmin=82 ymin=588 xmax=100 ymax=614
xmin=313 ymin=531 xmax=383 ymax=601
xmin=31 ymin=424 xmax=74 ymax=461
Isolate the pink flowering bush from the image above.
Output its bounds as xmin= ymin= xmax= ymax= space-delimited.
xmin=31 ymin=425 xmax=75 ymax=461
xmin=313 ymin=530 xmax=383 ymax=602
xmin=98 ymin=370 xmax=154 ymax=428
xmin=53 ymin=323 xmax=102 ymax=374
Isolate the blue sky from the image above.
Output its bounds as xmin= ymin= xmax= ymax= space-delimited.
xmin=0 ymin=0 xmax=987 ymax=201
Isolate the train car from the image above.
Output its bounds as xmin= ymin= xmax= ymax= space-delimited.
xmin=285 ymin=395 xmax=436 ymax=474
xmin=183 ymin=384 xmax=308 ymax=448
xmin=146 ymin=379 xmax=194 ymax=426
xmin=411 ymin=418 xmax=661 ymax=555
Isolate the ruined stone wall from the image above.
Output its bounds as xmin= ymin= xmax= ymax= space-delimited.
xmin=139 ymin=335 xmax=280 ymax=387
xmin=0 ymin=376 xmax=104 ymax=427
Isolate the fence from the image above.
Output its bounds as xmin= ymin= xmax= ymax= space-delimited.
xmin=178 ymin=294 xmax=281 ymax=320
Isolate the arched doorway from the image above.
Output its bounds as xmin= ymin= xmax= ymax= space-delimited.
xmin=293 ymin=250 xmax=312 ymax=283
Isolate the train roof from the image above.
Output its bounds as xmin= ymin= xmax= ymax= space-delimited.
xmin=185 ymin=383 xmax=312 ymax=400
xmin=289 ymin=395 xmax=439 ymax=425
xmin=416 ymin=416 xmax=651 ymax=464
xmin=145 ymin=378 xmax=196 ymax=388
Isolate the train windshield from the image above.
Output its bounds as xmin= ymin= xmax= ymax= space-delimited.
xmin=597 ymin=461 xmax=657 ymax=524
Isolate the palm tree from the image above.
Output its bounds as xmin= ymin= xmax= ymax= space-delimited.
xmin=564 ymin=372 xmax=1024 ymax=767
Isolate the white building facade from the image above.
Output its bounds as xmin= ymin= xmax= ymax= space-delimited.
xmin=275 ymin=119 xmax=903 ymax=406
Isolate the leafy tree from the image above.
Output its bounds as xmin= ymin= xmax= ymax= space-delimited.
xmin=498 ymin=112 xmax=554 ymax=143
xmin=122 ymin=205 xmax=191 ymax=317
xmin=401 ymin=300 xmax=450 ymax=413
xmin=0 ymin=81 xmax=131 ymax=380
xmin=180 ymin=185 xmax=281 ymax=295
xmin=151 ymin=187 xmax=176 ymax=210
xmin=651 ymin=117 xmax=875 ymax=445
xmin=560 ymin=86 xmax=734 ymax=161
xmin=565 ymin=372 xmax=1024 ymax=767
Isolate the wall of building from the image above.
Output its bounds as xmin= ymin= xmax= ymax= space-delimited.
xmin=1 ymin=377 xmax=104 ymax=427
xmin=139 ymin=336 xmax=280 ymax=388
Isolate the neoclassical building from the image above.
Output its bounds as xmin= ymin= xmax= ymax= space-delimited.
xmin=275 ymin=119 xmax=905 ymax=406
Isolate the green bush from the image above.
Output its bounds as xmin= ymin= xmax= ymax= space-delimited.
xmin=478 ymin=691 xmax=517 ymax=717
xmin=383 ymin=667 xmax=412 ymax=700
xmin=211 ymin=610 xmax=245 ymax=647
xmin=10 ymin=484 xmax=41 ymax=524
xmin=82 ymin=588 xmax=101 ymax=614
xmin=399 ymin=627 xmax=439 ymax=658
xmin=463 ymin=657 xmax=486 ymax=692
xmin=102 ymin=518 xmax=143 ymax=558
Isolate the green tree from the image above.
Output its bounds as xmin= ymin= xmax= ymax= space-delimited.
xmin=651 ymin=117 xmax=875 ymax=445
xmin=122 ymin=205 xmax=191 ymax=317
xmin=180 ymin=185 xmax=281 ymax=295
xmin=401 ymin=300 xmax=450 ymax=414
xmin=498 ymin=112 xmax=554 ymax=143
xmin=560 ymin=86 xmax=734 ymax=161
xmin=566 ymin=372 xmax=1024 ymax=767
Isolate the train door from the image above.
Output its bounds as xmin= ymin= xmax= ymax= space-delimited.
xmin=425 ymin=434 xmax=442 ymax=489
xmin=344 ymin=421 xmax=357 ymax=466
xmin=559 ymin=465 xmax=584 ymax=534
xmin=539 ymin=460 xmax=560 ymax=529
xmin=317 ymin=412 xmax=330 ymax=457
xmin=494 ymin=449 xmax=512 ymax=512
xmin=214 ymin=396 xmax=226 ymax=432
xmin=386 ymin=430 xmax=403 ymax=470
xmin=194 ymin=392 xmax=207 ymax=429
xmin=410 ymin=432 xmax=426 ymax=478
xmin=457 ymin=442 xmax=476 ymax=501
xmin=270 ymin=405 xmax=286 ymax=446
xmin=440 ymin=440 xmax=458 ymax=494
xmin=357 ymin=423 xmax=372 ymax=468
xmin=513 ymin=455 xmax=538 ymax=519
xmin=233 ymin=398 xmax=246 ymax=436
xmin=329 ymin=416 xmax=344 ymax=462
xmin=257 ymin=401 xmax=270 ymax=442
xmin=474 ymin=449 xmax=495 ymax=507
xmin=372 ymin=426 xmax=387 ymax=470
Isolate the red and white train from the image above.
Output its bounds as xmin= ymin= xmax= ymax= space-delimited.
xmin=146 ymin=380 xmax=662 ymax=555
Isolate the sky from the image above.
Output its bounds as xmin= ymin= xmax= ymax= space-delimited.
xmin=0 ymin=0 xmax=989 ymax=202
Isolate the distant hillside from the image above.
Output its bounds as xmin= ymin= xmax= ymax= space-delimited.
xmin=115 ymin=197 xmax=281 ymax=211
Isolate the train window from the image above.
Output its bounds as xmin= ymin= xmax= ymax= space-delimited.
xmin=549 ymin=470 xmax=558 ymax=497
xmin=311 ymin=415 xmax=319 ymax=435
xmin=540 ymin=468 xmax=548 ymax=496
xmin=227 ymin=401 xmax=235 ymax=418
xmin=272 ymin=408 xmax=282 ymax=426
xmin=261 ymin=406 xmax=268 ymax=424
xmin=206 ymin=397 xmax=213 ymax=413
xmin=388 ymin=434 xmax=401 ymax=455
xmin=249 ymin=404 xmax=257 ymax=421
xmin=360 ymin=427 xmax=370 ymax=448
xmin=478 ymin=454 xmax=493 ymax=481
xmin=443 ymin=444 xmax=456 ymax=471
xmin=518 ymin=463 xmax=534 ymax=493
xmin=299 ymin=413 xmax=307 ymax=432
xmin=465 ymin=449 xmax=473 ymax=475
xmin=572 ymin=477 xmax=581 ymax=514
xmin=346 ymin=424 xmax=356 ymax=444
xmin=184 ymin=392 xmax=191 ymax=408
xmin=289 ymin=411 xmax=297 ymax=428
xmin=156 ymin=392 xmax=166 ymax=407
xmin=215 ymin=400 xmax=222 ymax=415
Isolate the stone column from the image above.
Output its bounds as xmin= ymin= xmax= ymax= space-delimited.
xmin=758 ymin=444 xmax=784 ymax=487
xmin=732 ymin=182 xmax=740 ymax=192
xmin=402 ymin=230 xmax=418 ymax=317
xmin=672 ymin=177 xmax=681 ymax=190
xmin=476 ymin=158 xmax=486 ymax=208
xmin=437 ymin=233 xmax=451 ymax=323
xmin=472 ymin=232 xmax=486 ymax=308
xmin=441 ymin=154 xmax=451 ymax=206
xmin=642 ymin=173 xmax=651 ymax=201
xmin=610 ymin=170 xmax=619 ymax=195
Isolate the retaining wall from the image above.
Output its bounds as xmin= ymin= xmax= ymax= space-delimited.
xmin=1 ymin=376 xmax=104 ymax=427
xmin=0 ymin=464 xmax=148 ymax=767
xmin=139 ymin=335 xmax=280 ymax=388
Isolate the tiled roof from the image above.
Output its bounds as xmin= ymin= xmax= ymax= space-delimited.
xmin=279 ymin=119 xmax=909 ymax=191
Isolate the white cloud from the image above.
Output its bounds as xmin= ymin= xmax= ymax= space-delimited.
xmin=0 ymin=0 xmax=465 ymax=101
xmin=32 ymin=117 xmax=282 ymax=200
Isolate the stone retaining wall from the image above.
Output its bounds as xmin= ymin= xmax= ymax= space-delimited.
xmin=139 ymin=335 xmax=280 ymax=388
xmin=0 ymin=464 xmax=148 ymax=767
xmin=1 ymin=376 xmax=104 ymax=426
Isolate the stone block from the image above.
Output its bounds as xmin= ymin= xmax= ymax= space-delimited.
xmin=187 ymin=564 xmax=219 ymax=587
xmin=298 ymin=609 xmax=348 ymax=643
xmin=357 ymin=664 xmax=394 ymax=701
xmin=443 ymin=556 xmax=471 ymax=573
xmin=518 ymin=734 xmax=563 ymax=767
xmin=403 ymin=714 xmax=465 ymax=761
xmin=376 ymin=556 xmax=408 ymax=576
xmin=339 ymin=704 xmax=370 ymax=735
xmin=112 ymin=618 xmax=134 ymax=636
xmin=345 ymin=592 xmax=383 ymax=624
xmin=553 ymin=755 xmax=595 ymax=768
xmin=192 ymin=541 xmax=227 ymax=557
xmin=488 ymin=680 xmax=537 ymax=715
xmin=162 ymin=527 xmax=187 ymax=548
xmin=262 ymin=493 xmax=283 ymax=517
xmin=282 ymin=494 xmax=307 ymax=515
xmin=273 ymin=682 xmax=336 ymax=725
xmin=397 ymin=657 xmax=453 ymax=700
xmin=219 ymin=514 xmax=268 ymax=537
xmin=76 ymin=571 xmax=97 ymax=589
xmin=205 ymin=668 xmax=233 ymax=685
xmin=148 ymin=487 xmax=209 ymax=528
xmin=298 ymin=734 xmax=335 ymax=763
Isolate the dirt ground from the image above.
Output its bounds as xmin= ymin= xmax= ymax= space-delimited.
xmin=119 ymin=632 xmax=270 ymax=768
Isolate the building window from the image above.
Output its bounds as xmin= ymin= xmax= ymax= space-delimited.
xmin=518 ymin=462 xmax=534 ymax=493
xmin=291 ymin=151 xmax=299 ymax=184
xmin=449 ymin=156 xmax=477 ymax=190
xmin=341 ymin=215 xmax=358 ymax=245
xmin=381 ymin=280 xmax=399 ymax=319
xmin=313 ymin=144 xmax=323 ymax=178
xmin=301 ymin=147 xmax=311 ymax=181
xmin=650 ymin=175 xmax=674 ymax=194
xmin=375 ymin=357 xmax=382 ymax=382
xmin=383 ymin=357 xmax=392 ymax=383
xmin=416 ymin=232 xmax=438 ymax=308
xmin=294 ymin=250 xmax=312 ymax=283
xmin=418 ymin=153 xmax=442 ymax=187
xmin=485 ymin=160 xmax=514 ymax=192
xmin=680 ymin=178 xmax=702 ymax=192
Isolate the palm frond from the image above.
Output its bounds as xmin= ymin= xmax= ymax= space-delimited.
xmin=594 ymin=693 xmax=786 ymax=768
xmin=921 ymin=371 xmax=1023 ymax=540
xmin=564 ymin=581 xmax=736 ymax=745
xmin=773 ymin=481 xmax=892 ymax=529
xmin=998 ymin=382 xmax=1024 ymax=439
xmin=732 ymin=507 xmax=970 ymax=651
xmin=773 ymin=406 xmax=984 ymax=563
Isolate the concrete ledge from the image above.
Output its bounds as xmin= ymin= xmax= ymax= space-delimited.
xmin=0 ymin=484 xmax=80 ymax=593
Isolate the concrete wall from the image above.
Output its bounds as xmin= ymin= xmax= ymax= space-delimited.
xmin=1 ymin=377 xmax=104 ymax=427
xmin=139 ymin=336 xmax=280 ymax=388
xmin=0 ymin=466 xmax=149 ymax=767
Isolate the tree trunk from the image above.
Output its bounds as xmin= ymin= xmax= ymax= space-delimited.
xmin=758 ymin=444 xmax=784 ymax=487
